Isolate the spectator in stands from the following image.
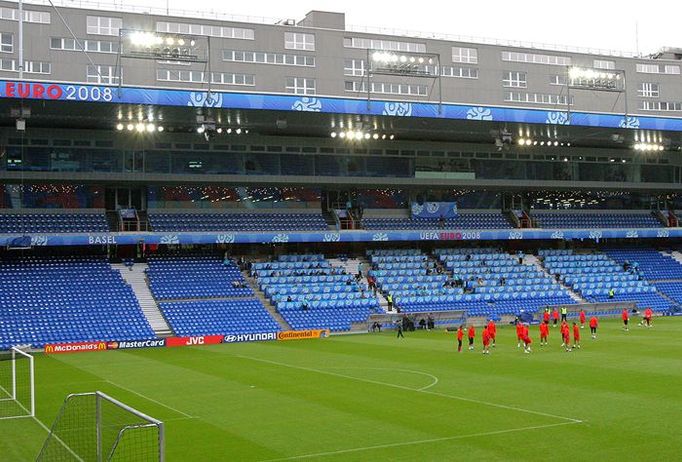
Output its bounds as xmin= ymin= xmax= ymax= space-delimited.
xmin=609 ymin=288 xmax=615 ymax=299
xmin=517 ymin=251 xmax=524 ymax=265
xmin=301 ymin=300 xmax=309 ymax=311
xmin=286 ymin=295 xmax=293 ymax=302
xmin=499 ymin=276 xmax=506 ymax=286
xmin=438 ymin=215 xmax=445 ymax=229
xmin=231 ymin=280 xmax=241 ymax=289
xmin=387 ymin=294 xmax=394 ymax=311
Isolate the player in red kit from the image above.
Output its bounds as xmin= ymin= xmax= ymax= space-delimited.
xmin=560 ymin=321 xmax=571 ymax=351
xmin=552 ymin=308 xmax=559 ymax=327
xmin=467 ymin=325 xmax=476 ymax=350
xmin=521 ymin=323 xmax=532 ymax=353
xmin=642 ymin=307 xmax=653 ymax=328
xmin=579 ymin=309 xmax=586 ymax=329
xmin=572 ymin=322 xmax=581 ymax=349
xmin=543 ymin=308 xmax=551 ymax=325
xmin=487 ymin=319 xmax=497 ymax=347
xmin=622 ymin=308 xmax=629 ymax=331
xmin=515 ymin=320 xmax=524 ymax=348
xmin=456 ymin=325 xmax=464 ymax=352
xmin=482 ymin=326 xmax=491 ymax=355
xmin=539 ymin=321 xmax=549 ymax=346
xmin=589 ymin=315 xmax=598 ymax=339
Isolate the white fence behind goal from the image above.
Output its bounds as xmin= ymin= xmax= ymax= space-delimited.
xmin=37 ymin=391 xmax=164 ymax=462
xmin=0 ymin=347 xmax=35 ymax=420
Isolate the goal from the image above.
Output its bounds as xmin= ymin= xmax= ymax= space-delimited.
xmin=37 ymin=391 xmax=164 ymax=462
xmin=0 ymin=347 xmax=35 ymax=420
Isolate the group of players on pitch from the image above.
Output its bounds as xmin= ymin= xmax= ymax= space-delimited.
xmin=453 ymin=306 xmax=655 ymax=355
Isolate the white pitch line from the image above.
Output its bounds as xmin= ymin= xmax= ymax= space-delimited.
xmin=105 ymin=380 xmax=194 ymax=419
xmin=229 ymin=353 xmax=582 ymax=424
xmin=325 ymin=367 xmax=439 ymax=392
xmin=260 ymin=421 xmax=581 ymax=461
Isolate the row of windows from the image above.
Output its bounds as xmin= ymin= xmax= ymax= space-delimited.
xmin=639 ymin=101 xmax=682 ymax=112
xmin=0 ymin=7 xmax=50 ymax=24
xmin=86 ymin=16 xmax=121 ymax=36
xmin=156 ymin=21 xmax=254 ymax=40
xmin=501 ymin=51 xmax=572 ymax=66
xmin=0 ymin=59 xmax=51 ymax=74
xmin=285 ymin=77 xmax=316 ymax=95
xmin=223 ymin=49 xmax=315 ymax=67
xmin=86 ymin=65 xmax=119 ymax=84
xmin=451 ymin=47 xmax=477 ymax=64
xmin=156 ymin=69 xmax=255 ymax=86
xmin=505 ymin=92 xmax=573 ymax=105
xmin=636 ymin=63 xmax=680 ymax=75
xmin=345 ymin=80 xmax=428 ymax=96
xmin=50 ymin=37 xmax=118 ymax=54
xmin=343 ymin=37 xmax=426 ymax=53
xmin=344 ymin=59 xmax=478 ymax=79
xmin=638 ymin=83 xmax=659 ymax=98
xmin=284 ymin=32 xmax=315 ymax=51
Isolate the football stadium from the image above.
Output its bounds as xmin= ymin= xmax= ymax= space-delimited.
xmin=2 ymin=0 xmax=682 ymax=460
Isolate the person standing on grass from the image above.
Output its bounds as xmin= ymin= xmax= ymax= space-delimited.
xmin=516 ymin=319 xmax=524 ymax=348
xmin=552 ymin=308 xmax=560 ymax=327
xmin=589 ymin=315 xmax=599 ymax=339
xmin=482 ymin=326 xmax=491 ymax=355
xmin=622 ymin=308 xmax=630 ymax=331
xmin=572 ymin=322 xmax=581 ymax=349
xmin=642 ymin=307 xmax=653 ymax=328
xmin=487 ymin=319 xmax=497 ymax=348
xmin=521 ymin=323 xmax=532 ymax=353
xmin=579 ymin=308 xmax=586 ymax=329
xmin=395 ymin=319 xmax=404 ymax=338
xmin=456 ymin=325 xmax=464 ymax=352
xmin=560 ymin=306 xmax=568 ymax=323
xmin=539 ymin=321 xmax=549 ymax=346
xmin=467 ymin=324 xmax=476 ymax=351
xmin=560 ymin=321 xmax=571 ymax=351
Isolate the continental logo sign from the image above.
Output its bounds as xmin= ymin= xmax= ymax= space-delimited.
xmin=44 ymin=341 xmax=107 ymax=354
xmin=277 ymin=329 xmax=331 ymax=341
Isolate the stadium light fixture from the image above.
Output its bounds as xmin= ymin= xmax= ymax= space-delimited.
xmin=122 ymin=29 xmax=205 ymax=63
xmin=568 ymin=66 xmax=625 ymax=92
xmin=370 ymin=50 xmax=439 ymax=77
xmin=126 ymin=123 xmax=134 ymax=131
xmin=116 ymin=123 xmax=124 ymax=131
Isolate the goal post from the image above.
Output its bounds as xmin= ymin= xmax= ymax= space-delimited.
xmin=0 ymin=346 xmax=35 ymax=420
xmin=37 ymin=391 xmax=164 ymax=462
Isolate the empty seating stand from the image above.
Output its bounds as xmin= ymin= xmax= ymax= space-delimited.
xmin=363 ymin=213 xmax=511 ymax=230
xmin=0 ymin=257 xmax=154 ymax=349
xmin=534 ymin=212 xmax=662 ymax=229
xmin=148 ymin=212 xmax=328 ymax=232
xmin=0 ymin=211 xmax=108 ymax=233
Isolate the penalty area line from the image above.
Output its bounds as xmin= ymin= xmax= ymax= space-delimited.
xmin=228 ymin=353 xmax=583 ymax=424
xmin=105 ymin=380 xmax=195 ymax=419
xmin=260 ymin=421 xmax=581 ymax=461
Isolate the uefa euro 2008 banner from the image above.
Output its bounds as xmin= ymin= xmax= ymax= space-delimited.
xmin=411 ymin=202 xmax=458 ymax=219
xmin=42 ymin=329 xmax=331 ymax=354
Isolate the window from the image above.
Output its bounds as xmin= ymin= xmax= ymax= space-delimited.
xmin=550 ymin=74 xmax=567 ymax=86
xmin=637 ymin=63 xmax=681 ymax=75
xmin=505 ymin=91 xmax=573 ymax=105
xmin=343 ymin=37 xmax=426 ymax=53
xmin=210 ymin=72 xmax=255 ymax=86
xmin=156 ymin=22 xmax=254 ymax=40
xmin=593 ymin=59 xmax=615 ymax=70
xmin=0 ymin=7 xmax=50 ymax=24
xmin=501 ymin=51 xmax=571 ymax=66
xmin=223 ymin=50 xmax=314 ymax=67
xmin=452 ymin=47 xmax=477 ymax=64
xmin=639 ymin=100 xmax=682 ymax=111
xmin=343 ymin=59 xmax=366 ymax=76
xmin=503 ymin=71 xmax=527 ymax=88
xmin=286 ymin=77 xmax=316 ymax=94
xmin=86 ymin=16 xmax=122 ymax=36
xmin=50 ymin=37 xmax=117 ymax=54
xmin=0 ymin=58 xmax=15 ymax=70
xmin=86 ymin=65 xmax=119 ymax=84
xmin=284 ymin=32 xmax=315 ymax=51
xmin=156 ymin=69 xmax=205 ymax=83
xmin=638 ymin=82 xmax=659 ymax=98
xmin=440 ymin=66 xmax=478 ymax=79
xmin=345 ymin=80 xmax=427 ymax=96
xmin=0 ymin=32 xmax=11 ymax=53
xmin=24 ymin=61 xmax=51 ymax=74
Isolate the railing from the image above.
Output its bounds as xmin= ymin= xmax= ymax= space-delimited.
xmin=18 ymin=0 xmax=642 ymax=59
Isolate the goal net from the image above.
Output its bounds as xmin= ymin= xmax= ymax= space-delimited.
xmin=37 ymin=391 xmax=164 ymax=462
xmin=0 ymin=347 xmax=35 ymax=420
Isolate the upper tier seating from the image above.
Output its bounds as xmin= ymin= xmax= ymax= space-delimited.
xmin=254 ymin=254 xmax=379 ymax=331
xmin=534 ymin=212 xmax=662 ymax=229
xmin=542 ymin=250 xmax=675 ymax=312
xmin=603 ymin=249 xmax=682 ymax=281
xmin=147 ymin=256 xmax=252 ymax=299
xmin=362 ymin=213 xmax=511 ymax=230
xmin=0 ymin=211 xmax=108 ymax=233
xmin=159 ymin=299 xmax=280 ymax=336
xmin=148 ymin=212 xmax=328 ymax=232
xmin=0 ymin=257 xmax=154 ymax=349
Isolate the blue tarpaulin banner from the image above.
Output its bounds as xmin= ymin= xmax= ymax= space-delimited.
xmin=411 ymin=202 xmax=458 ymax=218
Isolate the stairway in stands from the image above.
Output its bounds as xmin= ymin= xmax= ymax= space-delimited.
xmin=241 ymin=269 xmax=292 ymax=331
xmin=526 ymin=254 xmax=586 ymax=303
xmin=112 ymin=263 xmax=174 ymax=337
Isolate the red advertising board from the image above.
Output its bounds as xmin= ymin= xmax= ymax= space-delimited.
xmin=165 ymin=335 xmax=224 ymax=347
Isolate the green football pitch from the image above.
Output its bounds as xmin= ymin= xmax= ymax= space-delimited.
xmin=3 ymin=317 xmax=682 ymax=461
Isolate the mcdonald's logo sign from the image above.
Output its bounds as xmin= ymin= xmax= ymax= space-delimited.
xmin=44 ymin=341 xmax=109 ymax=354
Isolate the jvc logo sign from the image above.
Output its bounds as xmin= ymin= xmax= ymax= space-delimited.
xmin=186 ymin=337 xmax=205 ymax=345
